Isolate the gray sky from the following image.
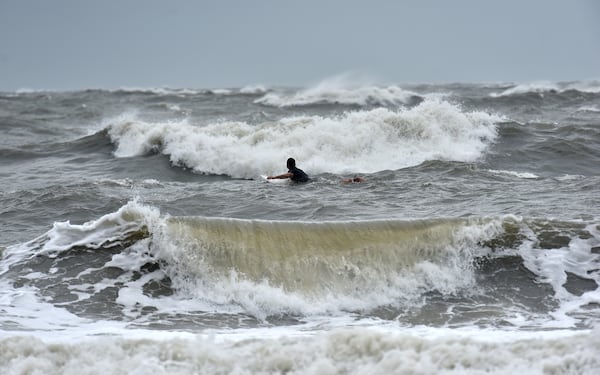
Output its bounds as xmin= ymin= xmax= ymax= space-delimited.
xmin=1 ymin=0 xmax=599 ymax=90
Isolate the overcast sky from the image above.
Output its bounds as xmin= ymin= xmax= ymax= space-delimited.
xmin=1 ymin=0 xmax=599 ymax=90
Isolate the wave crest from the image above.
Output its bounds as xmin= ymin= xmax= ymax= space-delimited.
xmin=255 ymin=73 xmax=421 ymax=107
xmin=490 ymin=80 xmax=600 ymax=97
xmin=255 ymin=85 xmax=420 ymax=107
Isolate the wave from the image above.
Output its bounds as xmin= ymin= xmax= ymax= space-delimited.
xmin=255 ymin=85 xmax=420 ymax=107
xmin=578 ymin=105 xmax=600 ymax=113
xmin=239 ymin=84 xmax=269 ymax=95
xmin=254 ymin=73 xmax=421 ymax=107
xmin=6 ymin=86 xmax=269 ymax=97
xmin=155 ymin=215 xmax=600 ymax=320
xmin=105 ymin=98 xmax=501 ymax=178
xmin=1 ymin=200 xmax=154 ymax=269
xmin=0 ymin=146 xmax=42 ymax=163
xmin=110 ymin=85 xmax=270 ymax=97
xmin=489 ymin=80 xmax=600 ymax=97
xmin=158 ymin=216 xmax=497 ymax=302
xmin=0 ymin=202 xmax=498 ymax=319
xmin=207 ymin=85 xmax=269 ymax=96
xmin=0 ymin=130 xmax=112 ymax=162
xmin=7 ymin=201 xmax=599 ymax=321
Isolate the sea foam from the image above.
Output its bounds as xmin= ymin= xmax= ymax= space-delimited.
xmin=1 ymin=327 xmax=598 ymax=375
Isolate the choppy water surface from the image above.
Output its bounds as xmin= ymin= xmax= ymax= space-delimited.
xmin=1 ymin=80 xmax=599 ymax=373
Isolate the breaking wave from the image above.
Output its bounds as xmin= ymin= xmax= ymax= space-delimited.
xmin=6 ymin=201 xmax=599 ymax=322
xmin=105 ymin=98 xmax=501 ymax=178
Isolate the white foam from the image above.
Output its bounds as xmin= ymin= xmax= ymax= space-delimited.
xmin=556 ymin=174 xmax=586 ymax=181
xmin=507 ymin=222 xmax=600 ymax=328
xmin=488 ymin=169 xmax=539 ymax=179
xmin=0 ymin=202 xmax=160 ymax=333
xmin=240 ymin=84 xmax=268 ymax=94
xmin=0 ymin=278 xmax=102 ymax=333
xmin=37 ymin=200 xmax=157 ymax=256
xmin=0 ymin=199 xmax=159 ymax=272
xmin=210 ymin=88 xmax=233 ymax=95
xmin=166 ymin=103 xmax=182 ymax=112
xmin=15 ymin=88 xmax=60 ymax=94
xmin=577 ymin=105 xmax=600 ymax=113
xmin=115 ymin=87 xmax=200 ymax=95
xmin=106 ymin=98 xmax=500 ymax=178
xmin=94 ymin=177 xmax=163 ymax=188
xmin=0 ymin=327 xmax=598 ymax=374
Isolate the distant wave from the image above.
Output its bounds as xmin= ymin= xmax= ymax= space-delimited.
xmin=7 ymin=86 xmax=270 ymax=96
xmin=254 ymin=74 xmax=421 ymax=107
xmin=490 ymin=81 xmax=600 ymax=97
xmin=577 ymin=105 xmax=600 ymax=113
xmin=112 ymin=85 xmax=270 ymax=96
xmin=239 ymin=84 xmax=269 ymax=94
xmin=255 ymin=85 xmax=420 ymax=107
xmin=105 ymin=98 xmax=501 ymax=178
xmin=207 ymin=85 xmax=269 ymax=95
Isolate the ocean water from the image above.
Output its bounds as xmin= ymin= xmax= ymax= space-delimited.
xmin=1 ymin=78 xmax=600 ymax=374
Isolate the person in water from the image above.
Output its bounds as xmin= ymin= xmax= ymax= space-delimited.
xmin=268 ymin=158 xmax=310 ymax=182
xmin=342 ymin=176 xmax=365 ymax=183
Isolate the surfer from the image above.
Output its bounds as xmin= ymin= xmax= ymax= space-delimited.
xmin=268 ymin=158 xmax=310 ymax=182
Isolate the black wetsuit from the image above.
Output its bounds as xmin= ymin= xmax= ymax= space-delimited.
xmin=288 ymin=167 xmax=309 ymax=182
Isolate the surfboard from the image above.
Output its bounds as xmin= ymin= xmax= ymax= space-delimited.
xmin=261 ymin=175 xmax=290 ymax=184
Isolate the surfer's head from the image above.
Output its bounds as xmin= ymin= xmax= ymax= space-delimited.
xmin=287 ymin=158 xmax=296 ymax=169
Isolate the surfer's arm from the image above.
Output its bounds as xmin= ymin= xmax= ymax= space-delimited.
xmin=267 ymin=173 xmax=293 ymax=179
